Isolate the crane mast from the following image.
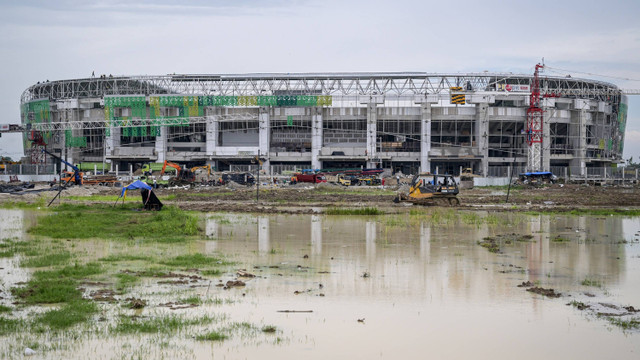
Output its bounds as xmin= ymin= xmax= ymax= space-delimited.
xmin=526 ymin=64 xmax=544 ymax=172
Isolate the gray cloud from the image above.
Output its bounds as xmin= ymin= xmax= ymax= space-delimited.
xmin=1 ymin=0 xmax=639 ymax=160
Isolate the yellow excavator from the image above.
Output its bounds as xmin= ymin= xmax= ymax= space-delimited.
xmin=394 ymin=173 xmax=460 ymax=206
xmin=191 ymin=165 xmax=211 ymax=180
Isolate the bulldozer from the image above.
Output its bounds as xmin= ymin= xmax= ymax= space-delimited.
xmin=394 ymin=173 xmax=460 ymax=206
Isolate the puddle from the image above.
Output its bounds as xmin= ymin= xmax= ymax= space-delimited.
xmin=1 ymin=210 xmax=639 ymax=359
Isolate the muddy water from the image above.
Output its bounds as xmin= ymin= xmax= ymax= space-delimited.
xmin=200 ymin=212 xmax=640 ymax=360
xmin=1 ymin=210 xmax=640 ymax=359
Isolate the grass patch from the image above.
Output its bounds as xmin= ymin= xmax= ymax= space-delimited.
xmin=36 ymin=300 xmax=98 ymax=330
xmin=180 ymin=296 xmax=202 ymax=305
xmin=28 ymin=204 xmax=201 ymax=241
xmin=551 ymin=236 xmax=571 ymax=243
xmin=65 ymin=194 xmax=176 ymax=202
xmin=162 ymin=253 xmax=231 ymax=268
xmin=201 ymin=269 xmax=223 ymax=276
xmin=21 ymin=251 xmax=72 ymax=268
xmin=0 ymin=198 xmax=46 ymax=209
xmin=0 ymin=249 xmax=17 ymax=258
xmin=113 ymin=314 xmax=214 ymax=334
xmin=261 ymin=325 xmax=277 ymax=333
xmin=0 ymin=305 xmax=11 ymax=313
xmin=325 ymin=207 xmax=383 ymax=215
xmin=603 ymin=316 xmax=640 ymax=330
xmin=581 ymin=278 xmax=602 ymax=287
xmin=115 ymin=273 xmax=140 ymax=291
xmin=196 ymin=330 xmax=228 ymax=341
xmin=0 ymin=316 xmax=23 ymax=336
xmin=11 ymin=263 xmax=103 ymax=304
xmin=99 ymin=254 xmax=153 ymax=262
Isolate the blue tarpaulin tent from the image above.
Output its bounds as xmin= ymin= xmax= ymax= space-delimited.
xmin=119 ymin=180 xmax=152 ymax=199
xmin=116 ymin=180 xmax=162 ymax=210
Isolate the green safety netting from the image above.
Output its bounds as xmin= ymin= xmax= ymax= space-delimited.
xmin=65 ymin=130 xmax=87 ymax=148
xmin=103 ymin=94 xmax=332 ymax=138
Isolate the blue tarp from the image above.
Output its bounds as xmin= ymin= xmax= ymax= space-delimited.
xmin=120 ymin=180 xmax=152 ymax=198
xmin=519 ymin=172 xmax=553 ymax=177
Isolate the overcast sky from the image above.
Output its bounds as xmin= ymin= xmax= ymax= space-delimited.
xmin=1 ymin=0 xmax=639 ymax=163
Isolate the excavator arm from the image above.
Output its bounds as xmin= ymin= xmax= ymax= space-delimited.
xmin=160 ymin=160 xmax=181 ymax=176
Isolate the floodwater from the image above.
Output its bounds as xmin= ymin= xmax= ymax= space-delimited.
xmin=1 ymin=209 xmax=640 ymax=359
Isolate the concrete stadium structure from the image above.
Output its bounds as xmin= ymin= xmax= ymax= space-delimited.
xmin=19 ymin=72 xmax=628 ymax=176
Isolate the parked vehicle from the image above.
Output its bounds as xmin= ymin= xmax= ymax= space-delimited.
xmin=295 ymin=173 xmax=327 ymax=183
xmin=221 ymin=172 xmax=255 ymax=185
xmin=324 ymin=173 xmax=351 ymax=186
xmin=517 ymin=171 xmax=557 ymax=185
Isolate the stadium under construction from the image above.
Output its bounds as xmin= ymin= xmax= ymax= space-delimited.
xmin=15 ymin=70 xmax=629 ymax=177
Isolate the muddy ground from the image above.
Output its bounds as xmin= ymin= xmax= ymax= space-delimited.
xmin=160 ymin=183 xmax=640 ymax=213
xmin=1 ymin=181 xmax=634 ymax=214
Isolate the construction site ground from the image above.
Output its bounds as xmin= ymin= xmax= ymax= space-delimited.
xmin=2 ymin=182 xmax=639 ymax=213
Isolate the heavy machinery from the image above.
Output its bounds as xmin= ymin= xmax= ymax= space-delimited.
xmin=160 ymin=160 xmax=195 ymax=186
xmin=324 ymin=173 xmax=352 ymax=186
xmin=394 ymin=173 xmax=460 ymax=206
xmin=191 ymin=165 xmax=212 ymax=182
xmin=43 ymin=149 xmax=82 ymax=186
xmin=295 ymin=173 xmax=327 ymax=183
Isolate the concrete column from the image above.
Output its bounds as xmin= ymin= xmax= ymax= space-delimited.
xmin=543 ymin=110 xmax=551 ymax=172
xmin=205 ymin=114 xmax=218 ymax=156
xmin=366 ymin=103 xmax=378 ymax=168
xmin=311 ymin=107 xmax=323 ymax=169
xmin=258 ymin=107 xmax=270 ymax=172
xmin=420 ymin=102 xmax=432 ymax=173
xmin=475 ymin=102 xmax=489 ymax=177
xmin=155 ymin=127 xmax=167 ymax=164
xmin=570 ymin=102 xmax=588 ymax=176
xmin=105 ymin=127 xmax=120 ymax=164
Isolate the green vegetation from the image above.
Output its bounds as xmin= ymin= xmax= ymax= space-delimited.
xmin=201 ymin=269 xmax=223 ymax=276
xmin=604 ymin=317 xmax=640 ymax=330
xmin=180 ymin=296 xmax=202 ymax=305
xmin=477 ymin=237 xmax=500 ymax=253
xmin=325 ymin=207 xmax=383 ymax=215
xmin=261 ymin=325 xmax=277 ymax=333
xmin=36 ymin=300 xmax=98 ymax=330
xmin=99 ymin=254 xmax=153 ymax=262
xmin=0 ymin=317 xmax=23 ymax=336
xmin=65 ymin=194 xmax=176 ymax=202
xmin=28 ymin=204 xmax=201 ymax=241
xmin=0 ymin=305 xmax=11 ymax=313
xmin=581 ymin=278 xmax=602 ymax=287
xmin=568 ymin=301 xmax=589 ymax=310
xmin=196 ymin=331 xmax=228 ymax=341
xmin=113 ymin=315 xmax=214 ymax=334
xmin=115 ymin=273 xmax=139 ymax=291
xmin=0 ymin=198 xmax=46 ymax=209
xmin=526 ymin=209 xmax=640 ymax=216
xmin=11 ymin=263 xmax=103 ymax=304
xmin=162 ymin=253 xmax=231 ymax=268
xmin=21 ymin=251 xmax=72 ymax=268
xmin=552 ymin=236 xmax=571 ymax=243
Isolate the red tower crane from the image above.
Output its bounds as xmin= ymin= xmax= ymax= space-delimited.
xmin=526 ymin=64 xmax=544 ymax=171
